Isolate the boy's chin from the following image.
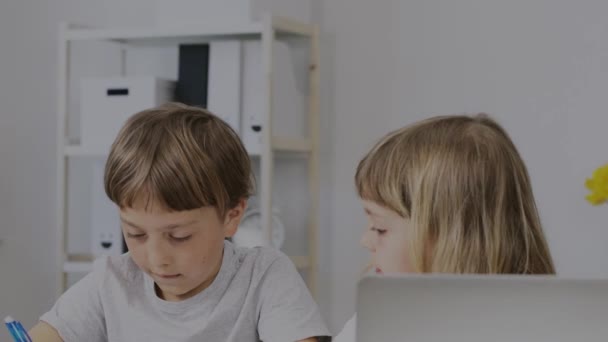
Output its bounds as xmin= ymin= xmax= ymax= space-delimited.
xmin=155 ymin=282 xmax=197 ymax=301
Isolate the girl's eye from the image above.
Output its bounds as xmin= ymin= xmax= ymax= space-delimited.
xmin=371 ymin=227 xmax=387 ymax=235
xmin=127 ymin=233 xmax=146 ymax=239
xmin=170 ymin=235 xmax=192 ymax=242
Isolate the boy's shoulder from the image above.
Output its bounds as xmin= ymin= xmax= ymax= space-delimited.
xmin=230 ymin=243 xmax=331 ymax=340
xmin=230 ymin=242 xmax=293 ymax=275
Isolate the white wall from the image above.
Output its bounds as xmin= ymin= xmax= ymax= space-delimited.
xmin=321 ymin=0 xmax=608 ymax=333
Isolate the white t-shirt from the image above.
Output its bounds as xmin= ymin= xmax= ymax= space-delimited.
xmin=333 ymin=314 xmax=356 ymax=342
xmin=41 ymin=241 xmax=330 ymax=341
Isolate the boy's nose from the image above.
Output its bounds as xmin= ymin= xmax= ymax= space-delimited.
xmin=147 ymin=239 xmax=173 ymax=268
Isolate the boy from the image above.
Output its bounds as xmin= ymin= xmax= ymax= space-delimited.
xmin=30 ymin=103 xmax=330 ymax=341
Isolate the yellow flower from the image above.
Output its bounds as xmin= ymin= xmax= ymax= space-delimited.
xmin=585 ymin=164 xmax=608 ymax=205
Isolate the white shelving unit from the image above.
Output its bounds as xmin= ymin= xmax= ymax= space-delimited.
xmin=56 ymin=16 xmax=320 ymax=296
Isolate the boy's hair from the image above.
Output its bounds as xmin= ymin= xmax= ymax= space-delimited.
xmin=104 ymin=102 xmax=253 ymax=217
xmin=355 ymin=114 xmax=555 ymax=275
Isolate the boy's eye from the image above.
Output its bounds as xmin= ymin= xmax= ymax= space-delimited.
xmin=170 ymin=235 xmax=192 ymax=242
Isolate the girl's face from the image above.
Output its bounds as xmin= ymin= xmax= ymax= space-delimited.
xmin=360 ymin=199 xmax=414 ymax=274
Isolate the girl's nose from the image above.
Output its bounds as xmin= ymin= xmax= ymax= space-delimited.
xmin=360 ymin=229 xmax=375 ymax=252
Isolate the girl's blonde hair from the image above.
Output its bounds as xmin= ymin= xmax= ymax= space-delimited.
xmin=355 ymin=114 xmax=555 ymax=275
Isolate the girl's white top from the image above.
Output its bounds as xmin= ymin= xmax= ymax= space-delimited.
xmin=333 ymin=314 xmax=356 ymax=342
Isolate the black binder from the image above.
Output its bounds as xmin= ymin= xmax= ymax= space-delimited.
xmin=175 ymin=44 xmax=209 ymax=107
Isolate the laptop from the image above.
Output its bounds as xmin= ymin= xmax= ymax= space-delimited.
xmin=357 ymin=274 xmax=608 ymax=342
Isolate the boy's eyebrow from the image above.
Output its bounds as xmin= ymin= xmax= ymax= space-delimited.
xmin=120 ymin=217 xmax=196 ymax=230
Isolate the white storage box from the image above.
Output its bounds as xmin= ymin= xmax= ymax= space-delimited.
xmin=80 ymin=76 xmax=175 ymax=152
xmin=155 ymin=0 xmax=311 ymax=27
xmin=240 ymin=40 xmax=306 ymax=156
xmin=241 ymin=40 xmax=264 ymax=155
xmin=90 ymin=160 xmax=123 ymax=256
xmin=208 ymin=41 xmax=242 ymax=134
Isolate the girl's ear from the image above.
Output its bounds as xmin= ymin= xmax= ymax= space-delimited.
xmin=223 ymin=198 xmax=248 ymax=238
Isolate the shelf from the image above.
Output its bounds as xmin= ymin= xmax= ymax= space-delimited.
xmin=64 ymin=145 xmax=259 ymax=158
xmin=272 ymin=136 xmax=312 ymax=153
xmin=64 ymin=254 xmax=94 ymax=272
xmin=57 ymin=17 xmax=319 ymax=296
xmin=63 ymin=261 xmax=94 ymax=273
xmin=62 ymin=16 xmax=313 ymax=46
xmin=64 ymin=146 xmax=109 ymax=157
xmin=289 ymin=255 xmax=311 ymax=269
xmin=63 ymin=253 xmax=311 ymax=273
xmin=271 ymin=16 xmax=314 ymax=37
xmin=65 ymin=139 xmax=311 ymax=158
xmin=64 ymin=22 xmax=264 ymax=45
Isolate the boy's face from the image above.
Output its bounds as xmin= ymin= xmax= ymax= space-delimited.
xmin=119 ymin=198 xmax=246 ymax=302
xmin=360 ymin=199 xmax=414 ymax=275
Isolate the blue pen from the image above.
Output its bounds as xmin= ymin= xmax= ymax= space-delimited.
xmin=4 ymin=316 xmax=33 ymax=342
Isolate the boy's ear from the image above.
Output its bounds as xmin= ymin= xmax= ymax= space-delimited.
xmin=223 ymin=198 xmax=247 ymax=238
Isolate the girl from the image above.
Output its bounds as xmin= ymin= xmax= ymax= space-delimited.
xmin=335 ymin=114 xmax=555 ymax=341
